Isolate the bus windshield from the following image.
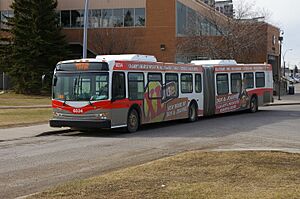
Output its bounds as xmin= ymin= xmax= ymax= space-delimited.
xmin=53 ymin=73 xmax=109 ymax=101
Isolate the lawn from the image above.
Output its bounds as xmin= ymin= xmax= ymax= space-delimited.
xmin=0 ymin=108 xmax=52 ymax=127
xmin=30 ymin=151 xmax=300 ymax=199
xmin=0 ymin=92 xmax=51 ymax=106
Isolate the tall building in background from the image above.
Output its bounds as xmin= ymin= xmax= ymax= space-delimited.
xmin=215 ymin=0 xmax=234 ymax=18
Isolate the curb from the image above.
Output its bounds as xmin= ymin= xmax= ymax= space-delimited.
xmin=265 ymin=102 xmax=300 ymax=106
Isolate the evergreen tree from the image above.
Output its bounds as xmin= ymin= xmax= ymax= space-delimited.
xmin=8 ymin=0 xmax=68 ymax=94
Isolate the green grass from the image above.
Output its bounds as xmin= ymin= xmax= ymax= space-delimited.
xmin=30 ymin=151 xmax=300 ymax=199
xmin=0 ymin=92 xmax=51 ymax=106
xmin=0 ymin=108 xmax=52 ymax=127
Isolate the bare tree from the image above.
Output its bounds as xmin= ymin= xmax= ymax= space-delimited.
xmin=176 ymin=0 xmax=272 ymax=63
xmin=88 ymin=28 xmax=137 ymax=55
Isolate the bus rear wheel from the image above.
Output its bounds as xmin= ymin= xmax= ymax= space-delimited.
xmin=188 ymin=103 xmax=198 ymax=122
xmin=249 ymin=96 xmax=258 ymax=113
xmin=127 ymin=109 xmax=139 ymax=133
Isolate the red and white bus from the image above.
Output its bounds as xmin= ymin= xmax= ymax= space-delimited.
xmin=50 ymin=54 xmax=273 ymax=132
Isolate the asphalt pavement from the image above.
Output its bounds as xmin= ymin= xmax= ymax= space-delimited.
xmin=0 ymin=105 xmax=300 ymax=198
xmin=0 ymin=84 xmax=299 ymax=141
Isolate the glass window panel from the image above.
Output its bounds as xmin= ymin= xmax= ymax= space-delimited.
xmin=112 ymin=72 xmax=126 ymax=99
xmin=61 ymin=10 xmax=71 ymax=28
xmin=128 ymin=73 xmax=144 ymax=100
xmin=195 ymin=74 xmax=202 ymax=93
xmin=256 ymin=72 xmax=265 ymax=88
xmin=113 ymin=9 xmax=123 ymax=27
xmin=165 ymin=74 xmax=179 ymax=98
xmin=176 ymin=2 xmax=187 ymax=35
xmin=217 ymin=74 xmax=229 ymax=95
xmin=124 ymin=8 xmax=134 ymax=27
xmin=231 ymin=73 xmax=242 ymax=93
xmin=90 ymin=10 xmax=101 ymax=28
xmin=71 ymin=10 xmax=83 ymax=27
xmin=244 ymin=73 xmax=254 ymax=89
xmin=135 ymin=8 xmax=145 ymax=26
xmin=148 ymin=73 xmax=162 ymax=82
xmin=102 ymin=9 xmax=113 ymax=27
xmin=181 ymin=74 xmax=193 ymax=93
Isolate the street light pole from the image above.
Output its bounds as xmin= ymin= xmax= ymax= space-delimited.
xmin=283 ymin=49 xmax=292 ymax=77
xmin=278 ymin=34 xmax=283 ymax=100
xmin=83 ymin=0 xmax=89 ymax=59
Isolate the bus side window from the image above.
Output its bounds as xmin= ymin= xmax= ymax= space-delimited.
xmin=112 ymin=72 xmax=126 ymax=100
xmin=181 ymin=74 xmax=193 ymax=93
xmin=216 ymin=74 xmax=229 ymax=95
xmin=231 ymin=73 xmax=242 ymax=94
xmin=165 ymin=73 xmax=179 ymax=98
xmin=147 ymin=73 xmax=162 ymax=99
xmin=128 ymin=73 xmax=144 ymax=100
xmin=243 ymin=72 xmax=254 ymax=89
xmin=256 ymin=72 xmax=265 ymax=88
xmin=195 ymin=74 xmax=202 ymax=93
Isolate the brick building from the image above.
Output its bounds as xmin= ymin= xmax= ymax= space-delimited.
xmin=1 ymin=0 xmax=280 ymax=72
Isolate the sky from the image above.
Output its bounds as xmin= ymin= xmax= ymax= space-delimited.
xmin=232 ymin=0 xmax=300 ymax=68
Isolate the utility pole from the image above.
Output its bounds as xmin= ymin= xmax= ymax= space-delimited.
xmin=83 ymin=0 xmax=89 ymax=59
xmin=278 ymin=33 xmax=283 ymax=100
xmin=2 ymin=72 xmax=5 ymax=93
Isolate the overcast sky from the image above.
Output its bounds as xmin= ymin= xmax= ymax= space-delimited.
xmin=232 ymin=0 xmax=299 ymax=68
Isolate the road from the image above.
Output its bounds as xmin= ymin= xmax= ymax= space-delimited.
xmin=1 ymin=105 xmax=300 ymax=198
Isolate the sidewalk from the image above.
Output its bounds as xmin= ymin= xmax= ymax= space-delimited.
xmin=268 ymin=83 xmax=300 ymax=106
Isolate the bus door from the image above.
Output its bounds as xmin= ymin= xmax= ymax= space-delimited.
xmin=203 ymin=67 xmax=216 ymax=116
xmin=111 ymin=72 xmax=128 ymax=127
xmin=194 ymin=73 xmax=204 ymax=116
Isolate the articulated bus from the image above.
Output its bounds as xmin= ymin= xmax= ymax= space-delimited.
xmin=50 ymin=54 xmax=273 ymax=132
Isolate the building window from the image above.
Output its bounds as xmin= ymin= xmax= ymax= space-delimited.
xmin=128 ymin=73 xmax=144 ymax=100
xmin=217 ymin=74 xmax=229 ymax=95
xmin=124 ymin=8 xmax=134 ymax=27
xmin=135 ymin=8 xmax=145 ymax=26
xmin=231 ymin=73 xmax=242 ymax=94
xmin=181 ymin=74 xmax=193 ymax=93
xmin=61 ymin=10 xmax=71 ymax=27
xmin=71 ymin=10 xmax=83 ymax=27
xmin=113 ymin=9 xmax=124 ymax=27
xmin=90 ymin=10 xmax=101 ymax=28
xmin=244 ymin=73 xmax=254 ymax=89
xmin=102 ymin=9 xmax=113 ymax=27
xmin=0 ymin=10 xmax=14 ymax=29
xmin=176 ymin=1 xmax=221 ymax=36
xmin=176 ymin=1 xmax=187 ymax=35
xmin=256 ymin=72 xmax=265 ymax=88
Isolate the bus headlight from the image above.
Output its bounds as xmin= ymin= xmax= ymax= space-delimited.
xmin=53 ymin=112 xmax=62 ymax=117
xmin=97 ymin=112 xmax=109 ymax=120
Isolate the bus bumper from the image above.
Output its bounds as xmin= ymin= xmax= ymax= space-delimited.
xmin=49 ymin=119 xmax=111 ymax=129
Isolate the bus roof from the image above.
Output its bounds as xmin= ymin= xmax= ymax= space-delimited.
xmin=96 ymin=54 xmax=157 ymax=62
xmin=191 ymin=60 xmax=237 ymax=66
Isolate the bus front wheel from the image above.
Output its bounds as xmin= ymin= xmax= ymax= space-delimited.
xmin=127 ymin=109 xmax=139 ymax=133
xmin=249 ymin=96 xmax=258 ymax=113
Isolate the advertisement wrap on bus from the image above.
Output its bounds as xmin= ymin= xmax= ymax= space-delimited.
xmin=50 ymin=54 xmax=273 ymax=132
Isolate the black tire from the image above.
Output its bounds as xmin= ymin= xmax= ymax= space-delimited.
xmin=188 ymin=103 xmax=198 ymax=122
xmin=249 ymin=96 xmax=258 ymax=113
xmin=127 ymin=109 xmax=139 ymax=133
